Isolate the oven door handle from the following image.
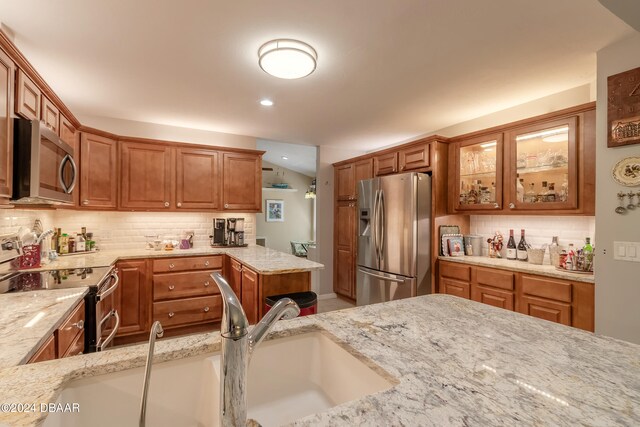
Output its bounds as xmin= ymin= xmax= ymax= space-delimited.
xmin=96 ymin=310 xmax=120 ymax=351
xmin=96 ymin=271 xmax=119 ymax=302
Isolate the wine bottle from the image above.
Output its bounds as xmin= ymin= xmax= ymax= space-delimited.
xmin=506 ymin=229 xmax=517 ymax=260
xmin=517 ymin=229 xmax=528 ymax=261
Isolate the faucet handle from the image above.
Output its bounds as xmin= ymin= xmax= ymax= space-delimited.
xmin=211 ymin=272 xmax=249 ymax=339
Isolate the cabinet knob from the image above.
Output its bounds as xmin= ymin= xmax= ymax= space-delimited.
xmin=177 ymin=202 xmax=182 ymax=207
xmin=203 ymin=306 xmax=210 ymax=312
xmin=164 ymin=202 xmax=170 ymax=207
xmin=494 ymin=203 xmax=500 ymax=209
xmin=509 ymin=203 xmax=515 ymax=209
xmin=73 ymin=320 xmax=84 ymax=330
xmin=82 ymin=200 xmax=89 ymax=205
xmin=168 ymin=285 xmax=175 ymax=290
xmin=169 ymin=263 xmax=175 ymax=269
xmin=168 ymin=312 xmax=175 ymax=318
xmin=204 ymin=281 xmax=210 ymax=287
xmin=224 ymin=203 xmax=229 ymax=208
xmin=204 ymin=261 xmax=210 ymax=266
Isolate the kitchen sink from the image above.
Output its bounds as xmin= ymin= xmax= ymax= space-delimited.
xmin=44 ymin=331 xmax=394 ymax=427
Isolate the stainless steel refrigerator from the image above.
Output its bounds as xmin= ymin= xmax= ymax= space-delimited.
xmin=356 ymin=172 xmax=431 ymax=305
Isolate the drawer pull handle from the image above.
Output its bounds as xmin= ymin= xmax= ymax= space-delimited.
xmin=204 ymin=281 xmax=210 ymax=287
xmin=168 ymin=285 xmax=175 ymax=290
xmin=168 ymin=312 xmax=175 ymax=318
xmin=177 ymin=202 xmax=182 ymax=207
xmin=205 ymin=261 xmax=210 ymax=266
xmin=164 ymin=201 xmax=170 ymax=207
xmin=73 ymin=320 xmax=84 ymax=330
xmin=203 ymin=306 xmax=210 ymax=313
xmin=169 ymin=263 xmax=175 ymax=269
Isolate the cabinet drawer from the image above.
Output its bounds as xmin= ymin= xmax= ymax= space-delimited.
xmin=520 ymin=296 xmax=571 ymax=326
xmin=57 ymin=300 xmax=85 ymax=356
xmin=374 ymin=152 xmax=398 ymax=176
xmin=441 ymin=278 xmax=470 ymax=299
xmin=62 ymin=330 xmax=85 ymax=358
xmin=521 ymin=275 xmax=571 ymax=303
xmin=399 ymin=144 xmax=430 ymax=171
xmin=153 ymin=255 xmax=223 ymax=273
xmin=28 ymin=335 xmax=56 ymax=364
xmin=440 ymin=262 xmax=470 ymax=282
xmin=471 ymin=284 xmax=514 ymax=311
xmin=475 ymin=267 xmax=514 ymax=290
xmin=153 ymin=270 xmax=221 ymax=301
xmin=153 ymin=295 xmax=222 ymax=328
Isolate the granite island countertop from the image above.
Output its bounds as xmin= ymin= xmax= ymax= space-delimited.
xmin=0 ymin=295 xmax=637 ymax=426
xmin=438 ymin=255 xmax=595 ymax=283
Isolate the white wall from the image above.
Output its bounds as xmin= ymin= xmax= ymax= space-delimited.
xmin=78 ymin=114 xmax=257 ymax=150
xmin=595 ymin=33 xmax=640 ymax=344
xmin=256 ymin=162 xmax=314 ymax=254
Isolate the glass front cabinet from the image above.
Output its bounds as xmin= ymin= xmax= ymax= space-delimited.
xmin=450 ymin=106 xmax=595 ymax=214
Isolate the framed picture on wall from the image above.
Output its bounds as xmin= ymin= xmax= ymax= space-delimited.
xmin=608 ymin=66 xmax=640 ymax=148
xmin=265 ymin=199 xmax=284 ymax=222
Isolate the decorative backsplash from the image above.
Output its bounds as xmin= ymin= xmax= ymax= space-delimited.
xmin=0 ymin=210 xmax=255 ymax=250
xmin=470 ymin=215 xmax=596 ymax=260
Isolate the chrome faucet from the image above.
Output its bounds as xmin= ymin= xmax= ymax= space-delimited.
xmin=139 ymin=321 xmax=164 ymax=427
xmin=211 ymin=272 xmax=300 ymax=427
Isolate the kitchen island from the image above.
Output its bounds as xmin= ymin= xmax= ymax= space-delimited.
xmin=0 ymin=295 xmax=637 ymax=426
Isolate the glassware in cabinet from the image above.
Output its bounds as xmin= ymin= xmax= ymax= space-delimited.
xmin=506 ymin=116 xmax=578 ymax=210
xmin=454 ymin=133 xmax=503 ymax=211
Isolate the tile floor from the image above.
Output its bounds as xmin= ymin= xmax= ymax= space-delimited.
xmin=317 ymin=297 xmax=355 ymax=313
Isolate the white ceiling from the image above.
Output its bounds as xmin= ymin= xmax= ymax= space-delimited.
xmin=0 ymin=1 xmax=634 ymax=151
xmin=257 ymin=139 xmax=316 ymax=177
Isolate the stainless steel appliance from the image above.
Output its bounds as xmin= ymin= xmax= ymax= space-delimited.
xmin=211 ymin=217 xmax=248 ymax=247
xmin=212 ymin=218 xmax=226 ymax=245
xmin=0 ymin=266 xmax=120 ymax=353
xmin=356 ymin=172 xmax=431 ymax=305
xmin=12 ymin=118 xmax=77 ymax=204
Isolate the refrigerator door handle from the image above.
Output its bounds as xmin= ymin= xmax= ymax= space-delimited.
xmin=358 ymin=268 xmax=406 ymax=283
xmin=373 ymin=189 xmax=380 ymax=263
xmin=379 ymin=190 xmax=385 ymax=262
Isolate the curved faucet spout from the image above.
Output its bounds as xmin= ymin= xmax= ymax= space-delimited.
xmin=249 ymin=298 xmax=300 ymax=354
xmin=211 ymin=272 xmax=249 ymax=339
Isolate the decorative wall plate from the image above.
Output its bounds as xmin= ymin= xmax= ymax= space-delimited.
xmin=612 ymin=157 xmax=640 ymax=187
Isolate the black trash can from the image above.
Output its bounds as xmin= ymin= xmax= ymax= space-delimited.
xmin=264 ymin=291 xmax=317 ymax=317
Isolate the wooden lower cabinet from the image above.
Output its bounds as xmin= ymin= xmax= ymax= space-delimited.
xmin=115 ymin=259 xmax=152 ymax=337
xmin=438 ymin=260 xmax=593 ymax=331
xmin=241 ymin=266 xmax=259 ymax=325
xmin=153 ymin=296 xmax=222 ymax=328
xmin=28 ymin=335 xmax=56 ymax=364
xmin=28 ymin=299 xmax=86 ymax=364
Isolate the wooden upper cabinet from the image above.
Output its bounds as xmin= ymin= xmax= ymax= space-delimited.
xmin=355 ymin=159 xmax=373 ymax=187
xmin=334 ymin=200 xmax=356 ymax=299
xmin=221 ymin=151 xmax=262 ymax=211
xmin=59 ymin=114 xmax=77 ymax=146
xmin=374 ymin=152 xmax=398 ymax=176
xmin=15 ymin=69 xmax=41 ymax=120
xmin=80 ymin=133 xmax=118 ymax=209
xmin=335 ymin=163 xmax=355 ymax=200
xmin=41 ymin=96 xmax=59 ymax=134
xmin=176 ymin=147 xmax=220 ymax=210
xmin=399 ymin=143 xmax=430 ymax=171
xmin=120 ymin=141 xmax=174 ymax=210
xmin=0 ymin=48 xmax=14 ymax=203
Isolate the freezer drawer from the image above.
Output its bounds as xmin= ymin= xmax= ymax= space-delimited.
xmin=356 ymin=266 xmax=416 ymax=306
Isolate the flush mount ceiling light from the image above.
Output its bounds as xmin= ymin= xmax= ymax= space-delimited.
xmin=260 ymin=99 xmax=274 ymax=106
xmin=258 ymin=39 xmax=317 ymax=79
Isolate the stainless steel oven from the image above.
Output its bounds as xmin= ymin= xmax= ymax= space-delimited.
xmin=12 ymin=118 xmax=77 ymax=204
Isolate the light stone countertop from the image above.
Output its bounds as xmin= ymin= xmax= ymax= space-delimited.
xmin=0 ymin=245 xmax=322 ymax=369
xmin=438 ymin=255 xmax=595 ymax=283
xmin=0 ymin=287 xmax=89 ymax=367
xmin=3 ymin=245 xmax=324 ymax=276
xmin=0 ymin=295 xmax=638 ymax=426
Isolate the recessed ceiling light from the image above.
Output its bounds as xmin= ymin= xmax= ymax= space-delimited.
xmin=258 ymin=39 xmax=317 ymax=79
xmin=281 ymin=156 xmax=288 ymax=160
xmin=260 ymin=99 xmax=274 ymax=106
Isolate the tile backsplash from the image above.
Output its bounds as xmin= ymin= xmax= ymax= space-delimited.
xmin=470 ymin=215 xmax=595 ymax=261
xmin=1 ymin=209 xmax=255 ymax=250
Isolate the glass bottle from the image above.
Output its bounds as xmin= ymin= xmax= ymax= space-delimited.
xmin=516 ymin=176 xmax=524 ymax=203
xmin=506 ymin=229 xmax=517 ymax=260
xmin=540 ymin=181 xmax=549 ymax=202
xmin=459 ymin=182 xmax=468 ymax=205
xmin=517 ymin=229 xmax=528 ymax=261
xmin=51 ymin=228 xmax=58 ymax=252
xmin=560 ymin=174 xmax=569 ymax=202
xmin=583 ymin=237 xmax=594 ymax=271
xmin=490 ymin=182 xmax=496 ymax=203
xmin=525 ymin=183 xmax=537 ymax=203
xmin=547 ymin=183 xmax=556 ymax=202
xmin=566 ymin=243 xmax=575 ymax=270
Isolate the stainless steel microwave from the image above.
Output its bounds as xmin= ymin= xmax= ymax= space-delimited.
xmin=12 ymin=118 xmax=77 ymax=204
